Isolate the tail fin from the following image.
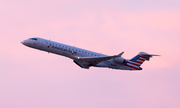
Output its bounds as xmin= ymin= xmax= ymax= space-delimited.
xmin=124 ymin=52 xmax=159 ymax=70
xmin=129 ymin=52 xmax=159 ymax=66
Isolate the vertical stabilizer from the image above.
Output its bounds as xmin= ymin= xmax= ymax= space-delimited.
xmin=124 ymin=52 xmax=159 ymax=70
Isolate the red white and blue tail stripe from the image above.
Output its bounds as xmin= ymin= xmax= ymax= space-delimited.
xmin=124 ymin=52 xmax=159 ymax=70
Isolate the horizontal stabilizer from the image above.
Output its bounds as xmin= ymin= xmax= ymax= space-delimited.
xmin=140 ymin=53 xmax=160 ymax=60
xmin=140 ymin=53 xmax=160 ymax=56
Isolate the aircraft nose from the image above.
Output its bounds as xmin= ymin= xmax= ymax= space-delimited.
xmin=21 ymin=40 xmax=25 ymax=44
xmin=21 ymin=40 xmax=29 ymax=46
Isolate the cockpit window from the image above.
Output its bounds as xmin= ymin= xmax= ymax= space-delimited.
xmin=30 ymin=38 xmax=38 ymax=40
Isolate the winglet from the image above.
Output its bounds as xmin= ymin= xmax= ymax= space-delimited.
xmin=118 ymin=51 xmax=124 ymax=57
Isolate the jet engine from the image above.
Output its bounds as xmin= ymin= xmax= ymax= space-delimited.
xmin=114 ymin=57 xmax=126 ymax=64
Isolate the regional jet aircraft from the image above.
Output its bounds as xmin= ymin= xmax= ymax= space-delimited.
xmin=21 ymin=37 xmax=159 ymax=70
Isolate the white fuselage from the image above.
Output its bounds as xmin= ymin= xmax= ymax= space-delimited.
xmin=21 ymin=37 xmax=137 ymax=70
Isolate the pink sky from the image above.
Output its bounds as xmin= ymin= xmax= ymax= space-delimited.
xmin=0 ymin=0 xmax=180 ymax=108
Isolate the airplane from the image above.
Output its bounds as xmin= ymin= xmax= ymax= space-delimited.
xmin=21 ymin=37 xmax=159 ymax=71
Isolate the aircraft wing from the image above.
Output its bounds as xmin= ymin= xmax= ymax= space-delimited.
xmin=74 ymin=52 xmax=124 ymax=66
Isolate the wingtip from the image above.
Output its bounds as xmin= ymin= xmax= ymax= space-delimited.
xmin=118 ymin=51 xmax=124 ymax=56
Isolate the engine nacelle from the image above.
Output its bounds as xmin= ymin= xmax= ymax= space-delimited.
xmin=114 ymin=57 xmax=126 ymax=64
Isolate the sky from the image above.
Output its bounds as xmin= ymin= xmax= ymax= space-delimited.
xmin=0 ymin=0 xmax=180 ymax=108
